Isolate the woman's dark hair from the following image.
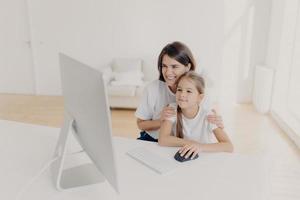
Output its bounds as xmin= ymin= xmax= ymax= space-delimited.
xmin=158 ymin=41 xmax=196 ymax=81
xmin=175 ymin=71 xmax=205 ymax=138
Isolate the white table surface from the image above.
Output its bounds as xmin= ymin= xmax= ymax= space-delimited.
xmin=0 ymin=120 xmax=270 ymax=200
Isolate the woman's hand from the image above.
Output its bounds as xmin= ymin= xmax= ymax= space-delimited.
xmin=207 ymin=109 xmax=224 ymax=129
xmin=179 ymin=141 xmax=202 ymax=159
xmin=160 ymin=105 xmax=176 ymax=122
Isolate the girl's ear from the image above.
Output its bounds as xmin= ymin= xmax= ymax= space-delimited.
xmin=197 ymin=93 xmax=205 ymax=103
xmin=200 ymin=93 xmax=205 ymax=99
xmin=186 ymin=63 xmax=191 ymax=72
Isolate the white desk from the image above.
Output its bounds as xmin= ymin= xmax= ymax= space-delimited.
xmin=0 ymin=120 xmax=269 ymax=200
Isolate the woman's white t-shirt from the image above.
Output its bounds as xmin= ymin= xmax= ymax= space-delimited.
xmin=135 ymin=80 xmax=211 ymax=139
xmin=167 ymin=103 xmax=218 ymax=143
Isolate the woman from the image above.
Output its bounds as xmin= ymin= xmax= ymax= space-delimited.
xmin=135 ymin=41 xmax=223 ymax=142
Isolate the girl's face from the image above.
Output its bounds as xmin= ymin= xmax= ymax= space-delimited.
xmin=176 ymin=78 xmax=204 ymax=109
xmin=162 ymin=55 xmax=190 ymax=90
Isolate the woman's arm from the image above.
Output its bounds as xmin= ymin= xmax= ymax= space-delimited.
xmin=136 ymin=118 xmax=160 ymax=131
xmin=158 ymin=120 xmax=192 ymax=147
xmin=136 ymin=105 xmax=176 ymax=132
xmin=207 ymin=109 xmax=224 ymax=129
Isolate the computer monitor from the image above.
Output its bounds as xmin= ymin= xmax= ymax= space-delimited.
xmin=51 ymin=53 xmax=119 ymax=193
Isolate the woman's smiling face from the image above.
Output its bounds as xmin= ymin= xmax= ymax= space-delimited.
xmin=161 ymin=55 xmax=190 ymax=91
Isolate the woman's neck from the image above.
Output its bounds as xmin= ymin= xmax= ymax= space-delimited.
xmin=181 ymin=104 xmax=199 ymax=119
xmin=168 ymin=85 xmax=177 ymax=93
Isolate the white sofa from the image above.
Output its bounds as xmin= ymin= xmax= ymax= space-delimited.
xmin=102 ymin=58 xmax=153 ymax=109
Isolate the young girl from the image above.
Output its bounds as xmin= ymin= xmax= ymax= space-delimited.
xmin=135 ymin=41 xmax=224 ymax=142
xmin=159 ymin=71 xmax=233 ymax=159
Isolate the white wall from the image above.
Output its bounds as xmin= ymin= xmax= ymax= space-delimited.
xmin=0 ymin=0 xmax=35 ymax=94
xmin=27 ymin=0 xmax=224 ymax=96
xmin=268 ymin=0 xmax=300 ymax=112
xmin=239 ymin=0 xmax=271 ymax=103
xmin=265 ymin=0 xmax=285 ymax=69
xmin=1 ymin=0 xmax=273 ymax=105
xmin=267 ymin=0 xmax=300 ymax=147
xmin=27 ymin=0 xmax=116 ymax=95
xmin=220 ymin=0 xmax=272 ymax=105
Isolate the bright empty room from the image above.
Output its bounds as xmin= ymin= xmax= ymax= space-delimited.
xmin=1 ymin=0 xmax=300 ymax=200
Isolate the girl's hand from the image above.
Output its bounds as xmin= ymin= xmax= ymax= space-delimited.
xmin=179 ymin=142 xmax=202 ymax=159
xmin=207 ymin=109 xmax=224 ymax=129
xmin=160 ymin=105 xmax=176 ymax=122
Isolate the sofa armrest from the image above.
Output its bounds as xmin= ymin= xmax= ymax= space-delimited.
xmin=101 ymin=66 xmax=113 ymax=84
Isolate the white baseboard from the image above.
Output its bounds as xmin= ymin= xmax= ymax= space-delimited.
xmin=271 ymin=109 xmax=300 ymax=149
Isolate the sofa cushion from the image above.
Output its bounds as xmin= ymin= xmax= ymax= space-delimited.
xmin=113 ymin=70 xmax=143 ymax=81
xmin=110 ymin=79 xmax=144 ymax=86
xmin=112 ymin=58 xmax=142 ymax=73
xmin=107 ymin=85 xmax=136 ymax=97
xmin=110 ymin=58 xmax=144 ymax=88
xmin=135 ymin=82 xmax=149 ymax=97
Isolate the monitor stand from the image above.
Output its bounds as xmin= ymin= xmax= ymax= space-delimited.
xmin=51 ymin=112 xmax=105 ymax=190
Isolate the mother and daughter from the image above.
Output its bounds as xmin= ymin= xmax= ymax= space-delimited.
xmin=135 ymin=41 xmax=233 ymax=156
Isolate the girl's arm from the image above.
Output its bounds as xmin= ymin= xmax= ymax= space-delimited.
xmin=179 ymin=128 xmax=234 ymax=159
xmin=198 ymin=128 xmax=234 ymax=153
xmin=158 ymin=120 xmax=193 ymax=147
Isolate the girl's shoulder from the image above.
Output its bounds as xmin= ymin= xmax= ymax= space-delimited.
xmin=198 ymin=106 xmax=212 ymax=118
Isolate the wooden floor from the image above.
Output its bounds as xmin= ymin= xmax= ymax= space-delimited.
xmin=0 ymin=93 xmax=139 ymax=138
xmin=1 ymin=94 xmax=300 ymax=199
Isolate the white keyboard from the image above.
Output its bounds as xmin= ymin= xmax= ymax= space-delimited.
xmin=126 ymin=146 xmax=176 ymax=175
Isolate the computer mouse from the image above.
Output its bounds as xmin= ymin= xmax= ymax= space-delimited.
xmin=174 ymin=150 xmax=199 ymax=162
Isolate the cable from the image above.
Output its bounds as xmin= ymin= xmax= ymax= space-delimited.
xmin=15 ymin=150 xmax=84 ymax=200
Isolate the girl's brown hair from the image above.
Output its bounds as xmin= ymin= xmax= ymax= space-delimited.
xmin=175 ymin=71 xmax=205 ymax=138
xmin=157 ymin=41 xmax=196 ymax=81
